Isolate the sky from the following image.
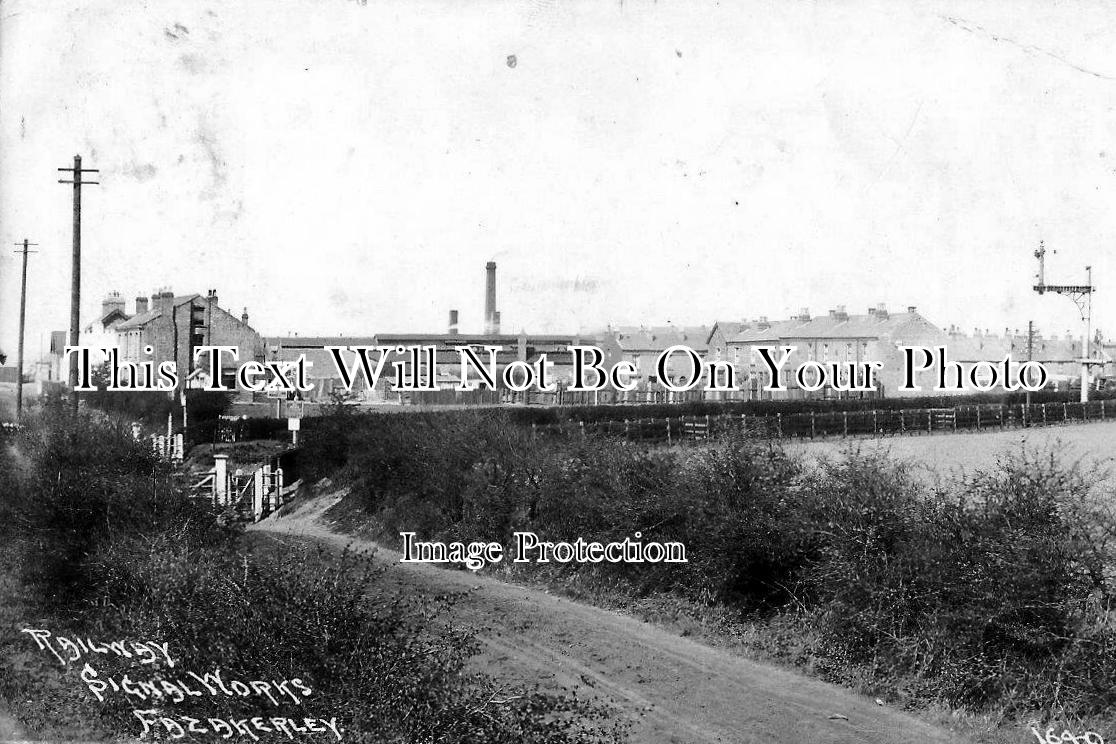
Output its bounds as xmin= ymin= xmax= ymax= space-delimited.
xmin=2 ymin=0 xmax=1116 ymax=359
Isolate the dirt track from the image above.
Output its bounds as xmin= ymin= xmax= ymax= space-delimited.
xmin=252 ymin=495 xmax=967 ymax=744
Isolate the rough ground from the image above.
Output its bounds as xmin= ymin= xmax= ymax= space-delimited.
xmin=252 ymin=495 xmax=969 ymax=744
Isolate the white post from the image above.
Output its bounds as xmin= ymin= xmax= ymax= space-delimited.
xmin=214 ymin=454 xmax=228 ymax=506
xmin=253 ymin=468 xmax=265 ymax=521
xmin=263 ymin=464 xmax=273 ymax=512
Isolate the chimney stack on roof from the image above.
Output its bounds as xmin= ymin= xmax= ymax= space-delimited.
xmin=448 ymin=309 xmax=459 ymax=335
xmin=101 ymin=291 xmax=125 ymax=318
xmin=834 ymin=305 xmax=849 ymax=322
xmin=135 ymin=295 xmax=149 ymax=315
xmin=153 ymin=290 xmax=174 ymax=312
xmin=874 ymin=303 xmax=887 ymax=320
xmin=907 ymin=305 xmax=917 ymax=314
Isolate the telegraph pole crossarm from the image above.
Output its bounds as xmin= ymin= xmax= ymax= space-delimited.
xmin=57 ymin=154 xmax=99 ymax=415
xmin=11 ymin=240 xmax=39 ymax=422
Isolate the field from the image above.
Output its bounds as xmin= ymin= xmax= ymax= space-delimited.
xmin=785 ymin=419 xmax=1116 ymax=479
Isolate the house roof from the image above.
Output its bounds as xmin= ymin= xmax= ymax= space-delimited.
xmin=115 ymin=295 xmax=201 ymax=330
xmin=730 ymin=319 xmax=806 ymax=344
xmin=706 ymin=321 xmax=748 ymax=345
xmin=613 ymin=326 xmax=710 ymax=353
xmin=99 ymin=307 xmax=130 ymax=327
xmin=943 ymin=334 xmax=1109 ymax=363
xmin=728 ymin=311 xmax=945 ymax=344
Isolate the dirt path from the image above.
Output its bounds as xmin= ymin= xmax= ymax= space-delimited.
xmin=252 ymin=495 xmax=968 ymax=744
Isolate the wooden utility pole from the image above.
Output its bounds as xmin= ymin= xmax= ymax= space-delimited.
xmin=57 ymin=155 xmax=99 ymax=415
xmin=1026 ymin=320 xmax=1036 ymax=408
xmin=12 ymin=239 xmax=38 ymax=422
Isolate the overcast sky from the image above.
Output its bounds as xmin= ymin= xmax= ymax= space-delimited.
xmin=2 ymin=0 xmax=1116 ymax=357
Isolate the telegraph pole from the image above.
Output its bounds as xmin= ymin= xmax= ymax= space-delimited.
xmin=1033 ymin=241 xmax=1095 ymax=403
xmin=57 ymin=155 xmax=99 ymax=415
xmin=12 ymin=239 xmax=38 ymax=422
xmin=1026 ymin=320 xmax=1036 ymax=408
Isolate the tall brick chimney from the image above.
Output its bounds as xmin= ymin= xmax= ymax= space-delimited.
xmin=448 ymin=309 xmax=459 ymax=335
xmin=135 ymin=295 xmax=149 ymax=315
xmin=484 ymin=261 xmax=499 ymax=334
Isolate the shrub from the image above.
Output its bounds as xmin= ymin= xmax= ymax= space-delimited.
xmin=310 ymin=409 xmax=1116 ymax=721
xmin=3 ymin=410 xmax=626 ymax=744
xmin=83 ymin=536 xmax=624 ymax=744
xmin=802 ymin=448 xmax=1116 ymax=715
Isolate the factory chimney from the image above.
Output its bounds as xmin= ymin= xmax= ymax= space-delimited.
xmin=448 ymin=309 xmax=459 ymax=335
xmin=484 ymin=261 xmax=499 ymax=334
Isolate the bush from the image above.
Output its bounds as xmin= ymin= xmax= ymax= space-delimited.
xmin=801 ymin=449 xmax=1116 ymax=715
xmin=11 ymin=407 xmax=220 ymax=603
xmin=82 ymin=537 xmax=624 ymax=744
xmin=310 ymin=408 xmax=1116 ymax=721
xmin=3 ymin=410 xmax=626 ymax=744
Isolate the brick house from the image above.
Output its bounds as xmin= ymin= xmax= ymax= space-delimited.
xmin=726 ymin=305 xmax=947 ymax=399
xmin=113 ymin=289 xmax=265 ymax=390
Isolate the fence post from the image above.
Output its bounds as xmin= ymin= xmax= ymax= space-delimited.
xmin=214 ymin=454 xmax=228 ymax=507
xmin=976 ymin=406 xmax=981 ymax=430
xmin=872 ymin=409 xmax=877 ymax=434
xmin=624 ymin=419 xmax=629 ymax=438
xmin=777 ymin=412 xmax=783 ymax=438
xmin=666 ymin=417 xmax=672 ymax=446
xmin=706 ymin=414 xmax=711 ymax=439
xmin=810 ymin=410 xmax=816 ymax=438
xmin=579 ymin=421 xmax=585 ymax=441
xmin=263 ymin=464 xmax=273 ymax=513
xmin=927 ymin=409 xmax=932 ymax=434
xmin=1043 ymin=403 xmax=1047 ymax=424
xmin=843 ymin=411 xmax=848 ymax=437
xmin=1063 ymin=402 xmax=1068 ymax=422
xmin=253 ymin=468 xmax=265 ymax=521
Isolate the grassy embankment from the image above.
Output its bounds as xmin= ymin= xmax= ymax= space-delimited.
xmin=303 ymin=407 xmax=1116 ymax=740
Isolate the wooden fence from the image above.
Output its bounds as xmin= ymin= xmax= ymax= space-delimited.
xmin=529 ymin=399 xmax=1116 ymax=444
